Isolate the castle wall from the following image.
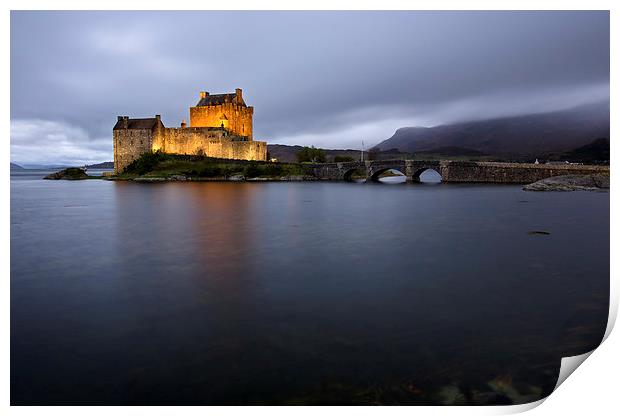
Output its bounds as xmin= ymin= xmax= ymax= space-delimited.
xmin=113 ymin=90 xmax=265 ymax=173
xmin=189 ymin=103 xmax=253 ymax=139
xmin=159 ymin=127 xmax=266 ymax=161
xmin=114 ymin=126 xmax=267 ymax=173
xmin=113 ymin=129 xmax=153 ymax=174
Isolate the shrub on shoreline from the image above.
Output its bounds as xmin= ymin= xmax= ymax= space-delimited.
xmin=120 ymin=151 xmax=307 ymax=179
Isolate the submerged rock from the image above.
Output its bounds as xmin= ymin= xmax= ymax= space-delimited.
xmin=435 ymin=385 xmax=468 ymax=405
xmin=43 ymin=167 xmax=90 ymax=180
xmin=523 ymin=174 xmax=609 ymax=192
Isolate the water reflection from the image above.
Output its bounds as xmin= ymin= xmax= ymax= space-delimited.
xmin=11 ymin=177 xmax=609 ymax=405
xmin=376 ymin=169 xmax=406 ymax=184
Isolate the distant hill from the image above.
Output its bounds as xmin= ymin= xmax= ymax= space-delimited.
xmin=547 ymin=138 xmax=609 ymax=163
xmin=86 ymin=161 xmax=114 ymax=169
xmin=268 ymin=144 xmax=361 ymax=163
xmin=17 ymin=162 xmax=114 ymax=169
xmin=10 ymin=162 xmax=24 ymax=170
xmin=267 ymin=144 xmax=410 ymax=163
xmin=19 ymin=164 xmax=71 ymax=170
xmin=374 ymin=101 xmax=609 ymax=158
xmin=415 ymin=146 xmax=488 ymax=157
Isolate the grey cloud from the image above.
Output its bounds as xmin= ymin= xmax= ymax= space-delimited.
xmin=10 ymin=119 xmax=111 ymax=165
xmin=10 ymin=11 xmax=609 ymax=164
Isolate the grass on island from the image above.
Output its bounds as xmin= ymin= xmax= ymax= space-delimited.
xmin=116 ymin=151 xmax=308 ymax=180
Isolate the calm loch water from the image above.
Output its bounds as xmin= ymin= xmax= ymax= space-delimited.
xmin=10 ymin=171 xmax=609 ymax=405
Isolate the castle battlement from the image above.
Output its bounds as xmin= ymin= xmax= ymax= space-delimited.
xmin=113 ymin=89 xmax=267 ymax=173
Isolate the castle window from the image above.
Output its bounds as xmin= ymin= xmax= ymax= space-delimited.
xmin=219 ymin=114 xmax=229 ymax=129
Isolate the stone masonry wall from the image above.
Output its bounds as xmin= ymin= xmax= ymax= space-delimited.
xmin=157 ymin=127 xmax=266 ymax=161
xmin=440 ymin=161 xmax=610 ymax=183
xmin=113 ymin=129 xmax=153 ymax=174
xmin=114 ymin=127 xmax=266 ymax=174
xmin=308 ymin=159 xmax=610 ymax=183
xmin=153 ymin=127 xmax=225 ymax=154
xmin=189 ymin=103 xmax=253 ymax=139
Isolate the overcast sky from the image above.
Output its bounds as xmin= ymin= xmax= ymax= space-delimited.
xmin=11 ymin=11 xmax=609 ymax=165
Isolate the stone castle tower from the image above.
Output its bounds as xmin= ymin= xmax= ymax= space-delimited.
xmin=113 ymin=89 xmax=266 ymax=174
xmin=190 ymin=89 xmax=253 ymax=139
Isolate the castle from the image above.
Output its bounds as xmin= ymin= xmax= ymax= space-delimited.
xmin=113 ymin=88 xmax=267 ymax=173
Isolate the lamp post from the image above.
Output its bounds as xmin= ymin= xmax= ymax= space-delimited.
xmin=361 ymin=140 xmax=365 ymax=162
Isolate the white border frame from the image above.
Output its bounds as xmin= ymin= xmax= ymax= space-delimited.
xmin=3 ymin=2 xmax=616 ymax=415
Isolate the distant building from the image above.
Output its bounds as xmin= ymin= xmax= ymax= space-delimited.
xmin=113 ymin=89 xmax=267 ymax=173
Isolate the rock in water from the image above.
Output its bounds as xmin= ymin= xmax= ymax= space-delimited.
xmin=523 ymin=174 xmax=609 ymax=191
xmin=43 ymin=167 xmax=90 ymax=180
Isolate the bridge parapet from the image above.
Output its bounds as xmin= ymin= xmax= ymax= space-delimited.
xmin=307 ymin=159 xmax=609 ymax=184
xmin=440 ymin=160 xmax=609 ymax=183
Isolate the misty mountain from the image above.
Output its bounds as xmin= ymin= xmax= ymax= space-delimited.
xmin=10 ymin=162 xmax=25 ymax=170
xmin=415 ymin=146 xmax=488 ymax=157
xmin=375 ymin=101 xmax=609 ymax=157
xmin=547 ymin=138 xmax=609 ymax=163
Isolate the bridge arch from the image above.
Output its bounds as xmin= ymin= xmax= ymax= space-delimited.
xmin=343 ymin=166 xmax=367 ymax=182
xmin=411 ymin=166 xmax=442 ymax=183
xmin=370 ymin=167 xmax=407 ymax=183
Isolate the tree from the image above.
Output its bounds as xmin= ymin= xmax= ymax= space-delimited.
xmin=124 ymin=150 xmax=168 ymax=175
xmin=296 ymin=146 xmax=326 ymax=163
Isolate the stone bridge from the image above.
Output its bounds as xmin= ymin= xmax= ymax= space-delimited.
xmin=308 ymin=160 xmax=609 ymax=184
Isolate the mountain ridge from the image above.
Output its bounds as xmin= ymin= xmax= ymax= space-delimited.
xmin=374 ymin=100 xmax=610 ymax=157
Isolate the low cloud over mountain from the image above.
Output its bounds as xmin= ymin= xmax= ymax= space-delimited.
xmin=374 ymin=100 xmax=609 ymax=158
xmin=10 ymin=11 xmax=609 ymax=164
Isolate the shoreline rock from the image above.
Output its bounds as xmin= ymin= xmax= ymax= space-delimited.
xmin=132 ymin=177 xmax=168 ymax=182
xmin=523 ymin=174 xmax=609 ymax=192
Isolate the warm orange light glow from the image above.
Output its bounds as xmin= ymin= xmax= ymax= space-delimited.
xmin=219 ymin=114 xmax=229 ymax=129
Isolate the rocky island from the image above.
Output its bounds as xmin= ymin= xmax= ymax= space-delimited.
xmin=43 ymin=167 xmax=97 ymax=180
xmin=523 ymin=174 xmax=609 ymax=192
